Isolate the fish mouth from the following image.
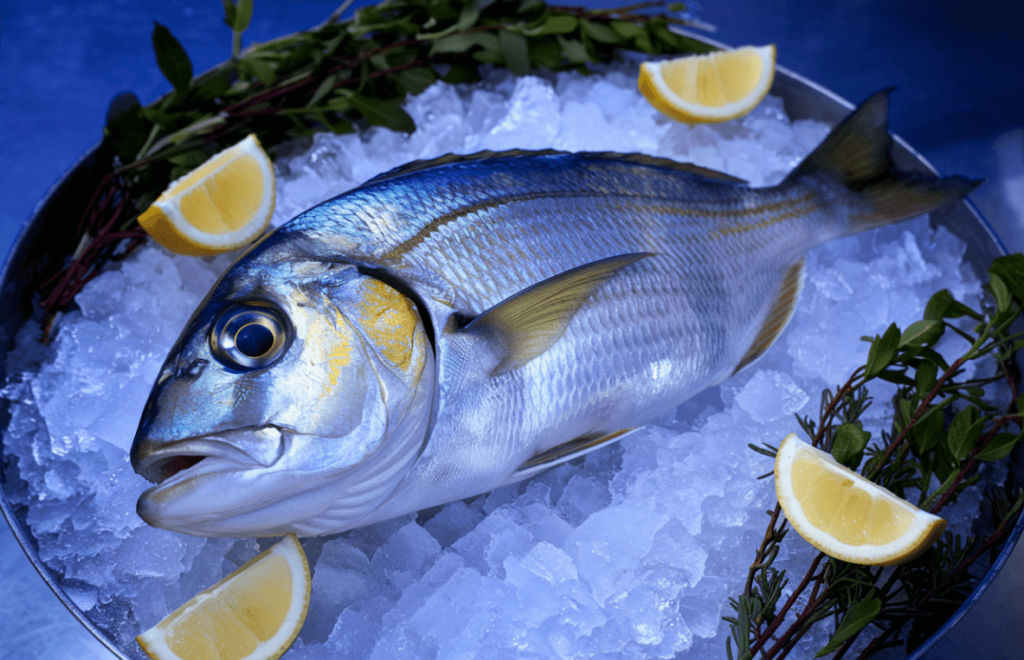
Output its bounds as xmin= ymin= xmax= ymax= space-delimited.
xmin=134 ymin=426 xmax=285 ymax=486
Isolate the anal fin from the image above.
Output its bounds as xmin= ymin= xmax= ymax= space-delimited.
xmin=734 ymin=259 xmax=805 ymax=374
xmin=507 ymin=429 xmax=635 ymax=484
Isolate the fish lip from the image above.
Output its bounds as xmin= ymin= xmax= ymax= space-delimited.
xmin=134 ymin=426 xmax=285 ymax=485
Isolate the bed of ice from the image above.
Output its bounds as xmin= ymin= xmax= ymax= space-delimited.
xmin=0 ymin=61 xmax=1000 ymax=659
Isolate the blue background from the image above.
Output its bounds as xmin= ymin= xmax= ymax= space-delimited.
xmin=1 ymin=1 xmax=1022 ymax=658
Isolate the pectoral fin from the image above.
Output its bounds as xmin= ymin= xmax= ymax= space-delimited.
xmin=507 ymin=428 xmax=636 ymax=484
xmin=465 ymin=253 xmax=652 ymax=375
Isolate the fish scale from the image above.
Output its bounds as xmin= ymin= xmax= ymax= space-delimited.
xmin=334 ymin=162 xmax=833 ymax=518
xmin=130 ymin=92 xmax=979 ymax=536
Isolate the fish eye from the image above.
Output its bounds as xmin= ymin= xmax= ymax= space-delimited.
xmin=210 ymin=301 xmax=293 ymax=371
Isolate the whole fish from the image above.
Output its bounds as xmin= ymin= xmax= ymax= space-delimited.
xmin=130 ymin=92 xmax=976 ymax=537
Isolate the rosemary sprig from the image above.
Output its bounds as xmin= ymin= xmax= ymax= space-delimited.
xmin=35 ymin=0 xmax=710 ymax=339
xmin=726 ymin=254 xmax=1024 ymax=660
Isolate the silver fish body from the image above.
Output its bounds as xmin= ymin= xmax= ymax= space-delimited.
xmin=130 ymin=92 xmax=976 ymax=537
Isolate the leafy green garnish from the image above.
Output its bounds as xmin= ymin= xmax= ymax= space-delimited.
xmin=152 ymin=22 xmax=194 ymax=95
xmin=38 ymin=0 xmax=710 ymax=326
xmin=729 ymin=256 xmax=1024 ymax=660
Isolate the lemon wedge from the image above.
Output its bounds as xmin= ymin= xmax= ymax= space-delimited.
xmin=775 ymin=433 xmax=946 ymax=566
xmin=139 ymin=133 xmax=276 ymax=256
xmin=137 ymin=534 xmax=310 ymax=660
xmin=638 ymin=45 xmax=776 ymax=123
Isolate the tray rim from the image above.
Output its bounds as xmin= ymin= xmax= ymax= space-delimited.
xmin=0 ymin=31 xmax=1018 ymax=660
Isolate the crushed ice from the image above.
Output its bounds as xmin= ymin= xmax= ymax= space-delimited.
xmin=1 ymin=61 xmax=998 ymax=659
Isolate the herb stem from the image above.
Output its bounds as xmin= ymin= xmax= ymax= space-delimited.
xmin=813 ymin=371 xmax=863 ymax=447
xmin=745 ymin=505 xmax=783 ymax=598
xmin=748 ymin=553 xmax=826 ymax=658
xmin=763 ymin=582 xmax=831 ymax=659
xmin=868 ymin=356 xmax=968 ymax=480
xmin=927 ymin=416 xmax=1014 ymax=513
xmin=323 ymin=0 xmax=358 ymax=26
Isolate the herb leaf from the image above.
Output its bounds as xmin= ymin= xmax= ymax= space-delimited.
xmin=104 ymin=92 xmax=149 ymax=161
xmin=499 ymin=29 xmax=531 ymax=75
xmin=233 ymin=0 xmax=254 ymax=33
xmin=988 ymin=253 xmax=1024 ymax=302
xmin=221 ymin=0 xmax=237 ymax=28
xmin=347 ymin=94 xmax=416 ymax=133
xmin=152 ymin=22 xmax=193 ymax=93
xmin=815 ymin=596 xmax=882 ymax=657
xmin=991 ymin=274 xmax=1012 ymax=313
xmin=832 ymin=422 xmax=872 ymax=469
xmin=976 ymin=433 xmax=1022 ymax=461
xmin=533 ymin=14 xmax=577 ymax=36
xmin=925 ymin=288 xmax=981 ymax=321
xmin=900 ymin=319 xmax=943 ymax=348
xmin=947 ymin=407 xmax=983 ymax=461
xmin=395 ymin=67 xmax=438 ymax=95
xmin=865 ymin=323 xmax=900 ymax=378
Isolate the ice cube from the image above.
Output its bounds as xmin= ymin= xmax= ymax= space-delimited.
xmin=483 ymin=76 xmax=560 ymax=150
xmin=733 ymin=370 xmax=810 ymax=423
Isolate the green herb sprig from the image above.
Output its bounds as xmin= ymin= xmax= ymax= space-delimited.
xmin=36 ymin=0 xmax=710 ymax=336
xmin=726 ymin=254 xmax=1024 ymax=660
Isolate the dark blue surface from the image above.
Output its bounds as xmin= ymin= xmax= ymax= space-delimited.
xmin=2 ymin=2 xmax=1023 ymax=659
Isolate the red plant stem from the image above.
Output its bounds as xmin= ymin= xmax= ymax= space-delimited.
xmin=849 ymin=514 xmax=1020 ymax=660
xmin=747 ymin=553 xmax=827 ymax=658
xmin=74 ymin=171 xmax=118 ymax=235
xmin=96 ymin=190 xmax=128 ymax=236
xmin=835 ymin=501 xmax=1024 ymax=660
xmin=929 ymin=417 xmax=1016 ymax=514
xmin=745 ymin=505 xmax=784 ymax=597
xmin=763 ymin=581 xmax=832 ymax=659
xmin=829 ymin=568 xmax=901 ymax=660
xmin=738 ymin=375 xmax=856 ymax=655
xmin=916 ymin=518 xmax=1016 ymax=612
xmin=79 ymin=186 xmax=113 ymax=236
xmin=868 ymin=356 xmax=968 ymax=480
xmin=812 ymin=372 xmax=862 ymax=447
xmin=41 ymin=176 xmax=121 ymax=302
xmin=41 ymin=189 xmax=140 ymax=315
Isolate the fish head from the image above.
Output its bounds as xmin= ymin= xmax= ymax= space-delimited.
xmin=131 ymin=244 xmax=434 ymax=537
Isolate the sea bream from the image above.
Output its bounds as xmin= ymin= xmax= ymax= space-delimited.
xmin=130 ymin=92 xmax=977 ymax=537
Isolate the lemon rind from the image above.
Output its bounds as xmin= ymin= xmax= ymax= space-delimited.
xmin=639 ymin=45 xmax=776 ymax=124
xmin=775 ymin=433 xmax=947 ymax=566
xmin=136 ymin=534 xmax=310 ymax=660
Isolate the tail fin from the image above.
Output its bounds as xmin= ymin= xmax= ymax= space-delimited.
xmin=785 ymin=89 xmax=982 ymax=228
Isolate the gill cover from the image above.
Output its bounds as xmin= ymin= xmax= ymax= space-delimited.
xmin=131 ymin=252 xmax=434 ymax=537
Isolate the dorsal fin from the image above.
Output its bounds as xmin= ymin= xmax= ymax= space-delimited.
xmin=507 ymin=429 xmax=636 ymax=484
xmin=362 ymin=150 xmax=747 ymax=186
xmin=465 ymin=253 xmax=652 ymax=376
xmin=734 ymin=258 xmax=805 ymax=374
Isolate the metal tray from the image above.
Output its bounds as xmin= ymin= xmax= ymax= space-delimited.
xmin=1 ymin=42 xmax=1019 ymax=660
